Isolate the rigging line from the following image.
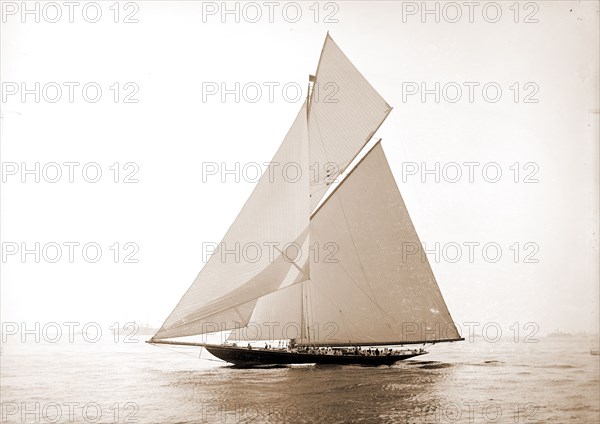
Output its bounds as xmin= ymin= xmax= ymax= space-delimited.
xmin=233 ymin=307 xmax=245 ymax=324
xmin=309 ymin=182 xmax=330 ymax=195
xmin=334 ymin=193 xmax=377 ymax=302
xmin=328 ymin=256 xmax=402 ymax=341
xmin=273 ymin=245 xmax=307 ymax=278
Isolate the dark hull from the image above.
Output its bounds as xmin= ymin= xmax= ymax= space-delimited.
xmin=204 ymin=344 xmax=426 ymax=367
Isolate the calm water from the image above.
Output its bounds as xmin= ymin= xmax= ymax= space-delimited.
xmin=1 ymin=336 xmax=599 ymax=423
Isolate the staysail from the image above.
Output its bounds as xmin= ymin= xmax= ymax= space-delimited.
xmin=300 ymin=142 xmax=461 ymax=346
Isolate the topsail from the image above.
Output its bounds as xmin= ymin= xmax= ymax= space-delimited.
xmin=153 ymin=34 xmax=461 ymax=347
xmin=308 ymin=34 xmax=392 ymax=210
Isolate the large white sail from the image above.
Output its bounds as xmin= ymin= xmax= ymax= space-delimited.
xmin=308 ymin=33 xmax=392 ymax=210
xmin=227 ymin=283 xmax=305 ymax=343
xmin=153 ymin=101 xmax=309 ymax=340
xmin=301 ymin=142 xmax=461 ymax=346
xmin=225 ymin=142 xmax=460 ymax=346
xmin=153 ymin=35 xmax=460 ymax=347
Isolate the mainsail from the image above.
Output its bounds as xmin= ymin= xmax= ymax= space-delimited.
xmin=153 ymin=101 xmax=309 ymax=340
xmin=153 ymin=34 xmax=460 ymax=346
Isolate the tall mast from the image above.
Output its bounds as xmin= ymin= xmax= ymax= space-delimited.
xmin=307 ymin=74 xmax=315 ymax=118
xmin=300 ymin=280 xmax=305 ymax=341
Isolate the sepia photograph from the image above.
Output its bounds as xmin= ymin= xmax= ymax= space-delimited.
xmin=1 ymin=1 xmax=599 ymax=423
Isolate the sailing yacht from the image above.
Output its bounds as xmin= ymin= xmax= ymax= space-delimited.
xmin=148 ymin=34 xmax=463 ymax=367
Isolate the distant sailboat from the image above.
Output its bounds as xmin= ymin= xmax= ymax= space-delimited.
xmin=548 ymin=329 xmax=574 ymax=338
xmin=148 ymin=34 xmax=463 ymax=367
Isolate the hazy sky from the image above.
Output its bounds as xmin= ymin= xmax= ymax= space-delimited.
xmin=1 ymin=1 xmax=598 ymax=337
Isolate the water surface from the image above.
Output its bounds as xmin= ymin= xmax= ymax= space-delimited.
xmin=2 ymin=337 xmax=599 ymax=423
